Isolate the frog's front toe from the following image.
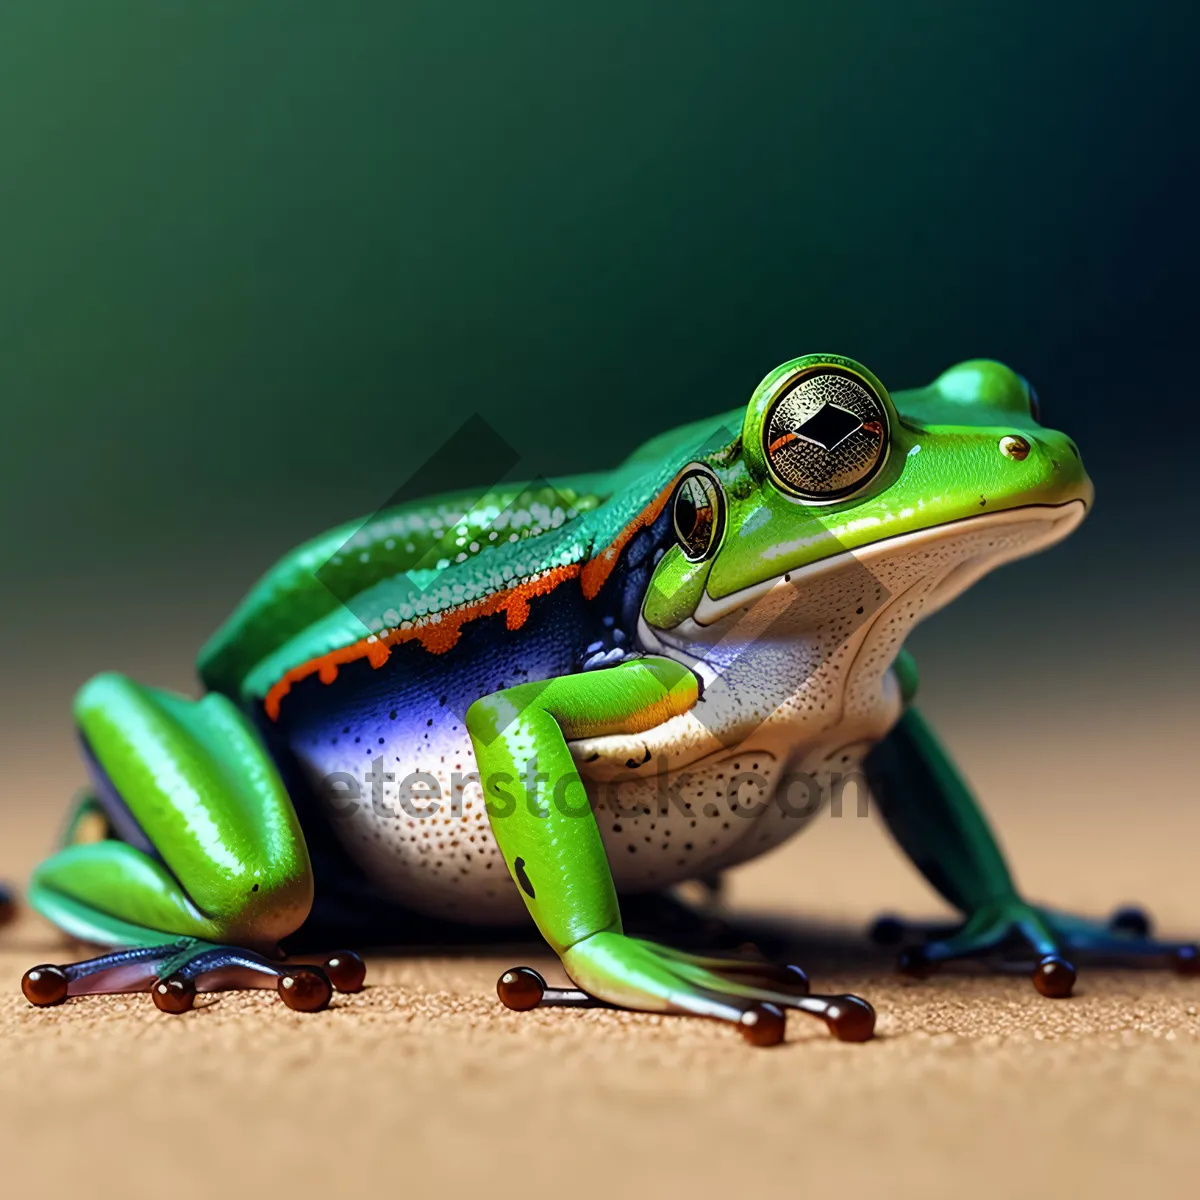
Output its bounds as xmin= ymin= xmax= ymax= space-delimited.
xmin=499 ymin=936 xmax=875 ymax=1045
xmin=20 ymin=939 xmax=366 ymax=1013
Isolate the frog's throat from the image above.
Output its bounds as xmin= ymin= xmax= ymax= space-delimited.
xmin=634 ymin=499 xmax=1085 ymax=722
xmin=692 ymin=499 xmax=1085 ymax=629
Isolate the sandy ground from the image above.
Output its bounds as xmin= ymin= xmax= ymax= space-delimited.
xmin=2 ymin=686 xmax=1198 ymax=1199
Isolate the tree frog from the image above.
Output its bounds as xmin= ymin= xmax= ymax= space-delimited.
xmin=19 ymin=354 xmax=1194 ymax=1045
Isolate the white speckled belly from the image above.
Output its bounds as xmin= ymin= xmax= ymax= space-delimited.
xmin=295 ymin=507 xmax=1073 ymax=924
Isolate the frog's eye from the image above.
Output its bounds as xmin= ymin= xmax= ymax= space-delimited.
xmin=671 ymin=468 xmax=725 ymax=562
xmin=763 ymin=367 xmax=890 ymax=502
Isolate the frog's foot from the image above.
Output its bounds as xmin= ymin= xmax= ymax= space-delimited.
xmin=497 ymin=933 xmax=875 ymax=1045
xmin=0 ymin=884 xmax=16 ymax=928
xmin=885 ymin=900 xmax=1200 ymax=997
xmin=21 ymin=938 xmax=367 ymax=1014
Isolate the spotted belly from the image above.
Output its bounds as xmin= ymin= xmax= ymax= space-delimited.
xmin=278 ymin=673 xmax=898 ymax=926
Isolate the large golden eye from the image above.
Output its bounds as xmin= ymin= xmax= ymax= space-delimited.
xmin=763 ymin=367 xmax=890 ymax=501
xmin=671 ymin=468 xmax=724 ymax=562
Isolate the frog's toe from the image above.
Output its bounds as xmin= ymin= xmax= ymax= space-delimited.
xmin=497 ymin=966 xmax=600 ymax=1011
xmin=635 ymin=942 xmax=875 ymax=1043
xmin=24 ymin=943 xmax=177 ymax=1005
xmin=151 ymin=975 xmax=197 ymax=1013
xmin=1107 ymin=905 xmax=1154 ymax=938
xmin=321 ymin=949 xmax=367 ymax=993
xmin=1048 ymin=909 xmax=1199 ymax=972
xmin=1172 ymin=946 xmax=1200 ymax=976
xmin=505 ymin=935 xmax=875 ymax=1044
xmin=650 ymin=942 xmax=813 ymax=998
xmin=20 ymin=939 xmax=364 ymax=1013
xmin=1031 ymin=954 xmax=1077 ymax=998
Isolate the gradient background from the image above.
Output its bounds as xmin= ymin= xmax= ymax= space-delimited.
xmin=0 ymin=4 xmax=1198 ymax=1192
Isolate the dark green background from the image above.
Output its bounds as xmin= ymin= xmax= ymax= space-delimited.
xmin=1 ymin=1 xmax=1196 ymax=697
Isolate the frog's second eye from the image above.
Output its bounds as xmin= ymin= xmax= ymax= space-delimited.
xmin=1027 ymin=382 xmax=1042 ymax=423
xmin=763 ymin=367 xmax=890 ymax=502
xmin=671 ymin=468 xmax=725 ymax=562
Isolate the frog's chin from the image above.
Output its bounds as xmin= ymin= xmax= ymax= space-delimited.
xmin=637 ymin=499 xmax=1087 ymax=700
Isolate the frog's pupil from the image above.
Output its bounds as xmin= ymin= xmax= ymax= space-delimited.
xmin=677 ymin=492 xmax=698 ymax=539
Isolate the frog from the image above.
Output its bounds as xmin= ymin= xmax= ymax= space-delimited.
xmin=19 ymin=353 xmax=1197 ymax=1045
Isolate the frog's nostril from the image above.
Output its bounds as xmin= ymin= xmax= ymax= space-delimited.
xmin=1067 ymin=440 xmax=1081 ymax=461
xmin=998 ymin=435 xmax=1030 ymax=462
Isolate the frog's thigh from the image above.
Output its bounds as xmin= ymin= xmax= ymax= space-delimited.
xmin=465 ymin=657 xmax=698 ymax=955
xmin=30 ymin=672 xmax=313 ymax=949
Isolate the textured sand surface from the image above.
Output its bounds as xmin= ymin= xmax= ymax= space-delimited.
xmin=2 ymin=690 xmax=1198 ymax=1199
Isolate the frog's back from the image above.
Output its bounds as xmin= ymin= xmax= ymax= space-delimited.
xmin=198 ymin=478 xmax=609 ymax=701
xmin=198 ymin=406 xmax=742 ymax=709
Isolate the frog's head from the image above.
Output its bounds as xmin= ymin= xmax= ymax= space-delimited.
xmin=643 ymin=353 xmax=1092 ymax=641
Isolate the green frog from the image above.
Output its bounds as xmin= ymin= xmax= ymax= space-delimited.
xmin=19 ymin=354 xmax=1194 ymax=1045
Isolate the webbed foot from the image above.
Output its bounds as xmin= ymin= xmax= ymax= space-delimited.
xmin=498 ymin=935 xmax=874 ymax=1045
xmin=21 ymin=939 xmax=366 ymax=1013
xmin=875 ymin=901 xmax=1200 ymax=997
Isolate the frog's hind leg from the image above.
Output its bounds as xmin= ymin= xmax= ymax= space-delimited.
xmin=865 ymin=705 xmax=1200 ymax=996
xmin=23 ymin=673 xmax=364 ymax=1012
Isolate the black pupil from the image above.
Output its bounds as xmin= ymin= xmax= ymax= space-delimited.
xmin=676 ymin=491 xmax=698 ymax=540
xmin=675 ymin=475 xmax=718 ymax=559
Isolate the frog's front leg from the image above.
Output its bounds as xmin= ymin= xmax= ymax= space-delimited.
xmin=21 ymin=673 xmax=364 ymax=1013
xmin=865 ymin=699 xmax=1200 ymax=996
xmin=466 ymin=657 xmax=875 ymax=1045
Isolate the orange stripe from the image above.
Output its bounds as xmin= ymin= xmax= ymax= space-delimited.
xmin=264 ymin=563 xmax=580 ymax=720
xmin=263 ymin=478 xmax=679 ymax=721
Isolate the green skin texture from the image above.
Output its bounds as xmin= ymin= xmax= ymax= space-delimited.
xmin=29 ymin=355 xmax=1106 ymax=1024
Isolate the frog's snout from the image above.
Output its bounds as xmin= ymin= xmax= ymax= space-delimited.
xmin=997 ymin=427 xmax=1093 ymax=509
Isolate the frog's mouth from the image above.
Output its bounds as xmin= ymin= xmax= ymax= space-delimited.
xmin=691 ymin=499 xmax=1087 ymax=628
